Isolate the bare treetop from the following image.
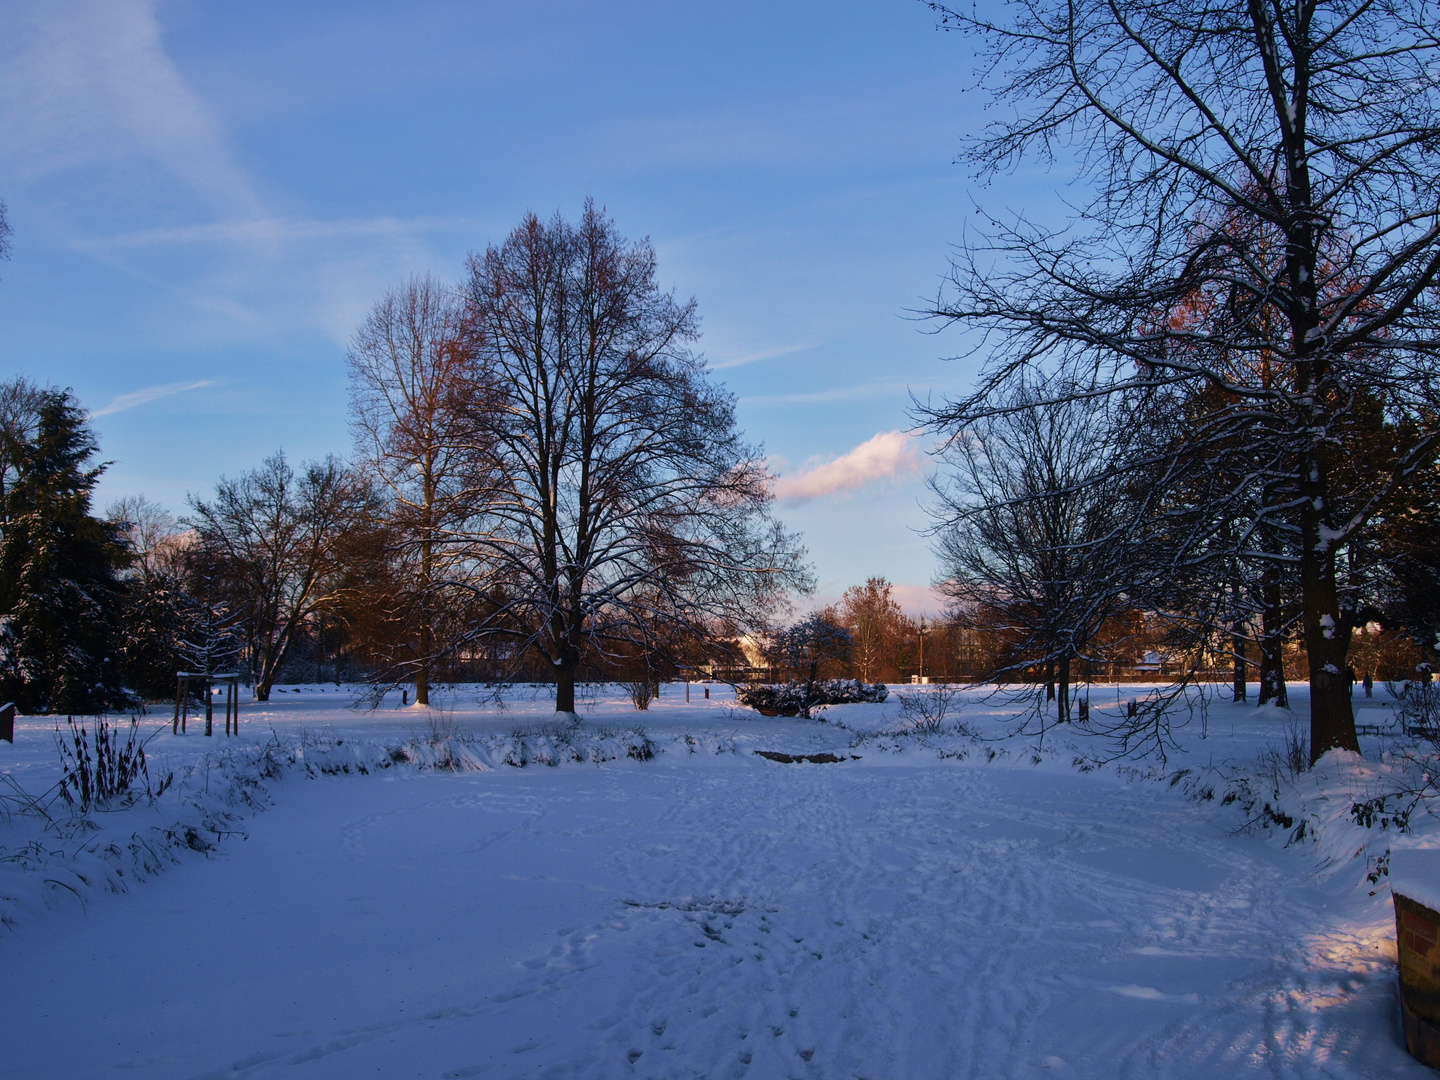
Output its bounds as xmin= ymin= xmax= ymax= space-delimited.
xmin=932 ymin=0 xmax=1440 ymax=409
xmin=459 ymin=201 xmax=811 ymax=714
xmin=922 ymin=0 xmax=1440 ymax=759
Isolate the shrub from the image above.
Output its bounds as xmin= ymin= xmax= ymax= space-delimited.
xmin=738 ymin=679 xmax=887 ymax=718
xmin=895 ymin=683 xmax=972 ymax=735
xmin=56 ymin=715 xmax=169 ymax=813
xmin=1390 ymin=678 xmax=1440 ymax=735
xmin=623 ymin=681 xmax=655 ymax=710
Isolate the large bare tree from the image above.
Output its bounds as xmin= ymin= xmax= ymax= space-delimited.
xmin=459 ymin=202 xmax=810 ymax=714
xmin=923 ymin=0 xmax=1440 ymax=761
xmin=348 ymin=273 xmax=481 ymax=705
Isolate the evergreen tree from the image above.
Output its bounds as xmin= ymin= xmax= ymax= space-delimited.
xmin=115 ymin=572 xmax=188 ymax=701
xmin=0 ymin=391 xmax=128 ymax=713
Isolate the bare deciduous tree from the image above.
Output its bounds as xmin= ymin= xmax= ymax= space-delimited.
xmin=348 ymin=273 xmax=481 ymax=705
xmin=187 ymin=451 xmax=378 ymax=701
xmin=934 ymin=384 xmax=1137 ymax=729
xmin=106 ymin=495 xmax=185 ymax=580
xmin=923 ymin=0 xmax=1440 ymax=760
xmin=837 ymin=577 xmax=913 ymax=683
xmin=459 ymin=202 xmax=810 ymax=715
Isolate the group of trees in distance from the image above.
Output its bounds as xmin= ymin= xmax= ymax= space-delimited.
xmin=0 ymin=205 xmax=816 ymax=716
xmin=5 ymin=0 xmax=1440 ymax=769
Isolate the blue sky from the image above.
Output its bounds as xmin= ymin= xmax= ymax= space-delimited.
xmin=0 ymin=0 xmax=1060 ymax=614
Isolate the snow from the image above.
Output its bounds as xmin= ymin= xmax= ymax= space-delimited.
xmin=1390 ymin=850 xmax=1440 ymax=915
xmin=0 ymin=682 xmax=1431 ymax=1077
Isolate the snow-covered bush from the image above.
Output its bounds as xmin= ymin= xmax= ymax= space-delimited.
xmin=393 ymin=722 xmax=658 ymax=769
xmin=737 ymin=679 xmax=887 ymax=718
xmin=490 ymin=723 xmax=656 ymax=766
xmin=1337 ymin=686 xmax=1440 ymax=849
xmin=1195 ymin=719 xmax=1315 ymax=843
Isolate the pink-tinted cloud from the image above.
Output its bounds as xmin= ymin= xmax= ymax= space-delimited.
xmin=886 ymin=583 xmax=947 ymax=618
xmin=772 ymin=430 xmax=922 ymax=504
xmin=807 ymin=582 xmax=946 ymax=618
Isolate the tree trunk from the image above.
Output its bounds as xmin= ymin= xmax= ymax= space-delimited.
xmin=554 ymin=605 xmax=582 ymax=715
xmin=555 ymin=656 xmax=577 ymax=713
xmin=416 ymin=513 xmax=432 ymax=706
xmin=1305 ymin=617 xmax=1357 ymax=761
xmin=801 ymin=658 xmax=820 ymax=719
xmin=1232 ymin=631 xmax=1247 ymax=702
xmin=415 ymin=642 xmax=430 ymax=705
xmin=1299 ymin=490 xmax=1358 ymax=762
xmin=1257 ymin=560 xmax=1288 ymax=707
xmin=1282 ymin=117 xmax=1359 ymax=762
xmin=1058 ymin=656 xmax=1071 ymax=723
xmin=254 ymin=636 xmax=273 ymax=701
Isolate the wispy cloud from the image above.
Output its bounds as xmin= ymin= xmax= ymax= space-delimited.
xmin=743 ymin=380 xmax=913 ymax=407
xmin=0 ymin=0 xmax=263 ymax=216
xmin=708 ymin=343 xmax=816 ymax=371
xmin=90 ymin=380 xmax=216 ymax=418
xmin=74 ymin=215 xmax=481 ymax=253
xmin=772 ymin=430 xmax=923 ymax=504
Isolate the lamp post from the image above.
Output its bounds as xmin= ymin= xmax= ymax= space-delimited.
xmin=919 ymin=615 xmax=927 ymax=682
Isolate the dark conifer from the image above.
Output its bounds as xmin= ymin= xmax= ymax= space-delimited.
xmin=116 ymin=572 xmax=188 ymax=701
xmin=0 ymin=391 xmax=128 ymax=713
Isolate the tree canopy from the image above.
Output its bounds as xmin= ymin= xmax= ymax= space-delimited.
xmin=0 ymin=389 xmax=128 ymax=714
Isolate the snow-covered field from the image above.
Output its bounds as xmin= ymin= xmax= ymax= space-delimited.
xmin=0 ymin=682 xmax=1430 ymax=1078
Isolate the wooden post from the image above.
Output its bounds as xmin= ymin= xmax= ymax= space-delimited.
xmin=173 ymin=680 xmax=182 ymax=734
xmin=205 ymin=677 xmax=214 ymax=737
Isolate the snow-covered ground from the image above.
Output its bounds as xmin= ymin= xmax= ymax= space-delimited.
xmin=0 ymin=681 xmax=1429 ymax=1078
